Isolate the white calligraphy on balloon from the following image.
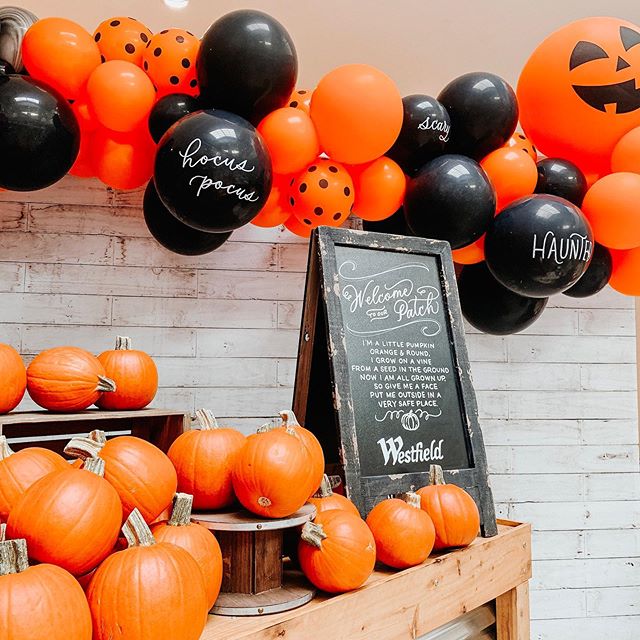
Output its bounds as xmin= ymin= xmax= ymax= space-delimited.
xmin=531 ymin=231 xmax=592 ymax=265
xmin=417 ymin=116 xmax=450 ymax=142
xmin=180 ymin=138 xmax=256 ymax=173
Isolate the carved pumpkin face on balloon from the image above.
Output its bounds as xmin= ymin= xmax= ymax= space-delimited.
xmin=518 ymin=17 xmax=640 ymax=175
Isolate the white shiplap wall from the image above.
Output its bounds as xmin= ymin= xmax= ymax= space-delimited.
xmin=0 ymin=176 xmax=638 ymax=638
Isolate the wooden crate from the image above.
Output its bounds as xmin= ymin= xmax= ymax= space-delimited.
xmin=201 ymin=520 xmax=531 ymax=640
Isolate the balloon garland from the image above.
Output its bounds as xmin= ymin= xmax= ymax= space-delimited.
xmin=0 ymin=10 xmax=638 ymax=334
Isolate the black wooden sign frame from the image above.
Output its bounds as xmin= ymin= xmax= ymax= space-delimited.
xmin=293 ymin=226 xmax=497 ymax=537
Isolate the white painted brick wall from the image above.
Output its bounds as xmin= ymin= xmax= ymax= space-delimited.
xmin=0 ymin=176 xmax=638 ymax=638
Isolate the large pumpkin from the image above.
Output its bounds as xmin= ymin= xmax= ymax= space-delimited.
xmin=298 ymin=509 xmax=376 ymax=593
xmin=167 ymin=409 xmax=246 ymax=510
xmin=65 ymin=430 xmax=177 ymax=523
xmin=151 ymin=492 xmax=223 ymax=609
xmin=96 ymin=336 xmax=158 ymax=410
xmin=26 ymin=346 xmax=116 ymax=411
xmin=7 ymin=457 xmax=122 ymax=575
xmin=87 ymin=509 xmax=208 ymax=640
xmin=0 ymin=436 xmax=68 ymax=521
xmin=308 ymin=474 xmax=360 ymax=517
xmin=0 ymin=538 xmax=92 ymax=640
xmin=416 ymin=465 xmax=480 ymax=550
xmin=365 ymin=492 xmax=435 ymax=569
xmin=0 ymin=344 xmax=26 ymax=414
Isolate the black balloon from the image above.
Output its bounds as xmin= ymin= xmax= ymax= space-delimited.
xmin=154 ymin=109 xmax=272 ymax=233
xmin=0 ymin=58 xmax=14 ymax=75
xmin=363 ymin=206 xmax=413 ymax=235
xmin=459 ymin=262 xmax=548 ymax=335
xmin=143 ymin=181 xmax=231 ymax=256
xmin=404 ymin=154 xmax=495 ymax=249
xmin=149 ymin=93 xmax=200 ymax=144
xmin=535 ymin=158 xmax=588 ymax=206
xmin=197 ymin=10 xmax=297 ymax=125
xmin=438 ymin=72 xmax=518 ymax=160
xmin=0 ymin=75 xmax=79 ymax=191
xmin=387 ymin=94 xmax=451 ymax=175
xmin=563 ymin=243 xmax=612 ymax=298
xmin=485 ymin=194 xmax=594 ymax=298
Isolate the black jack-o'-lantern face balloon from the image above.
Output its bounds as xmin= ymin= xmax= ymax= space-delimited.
xmin=518 ymin=17 xmax=640 ymax=176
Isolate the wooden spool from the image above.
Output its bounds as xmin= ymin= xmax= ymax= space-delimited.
xmin=193 ymin=504 xmax=316 ymax=616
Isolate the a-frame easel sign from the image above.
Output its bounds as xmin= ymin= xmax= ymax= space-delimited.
xmin=293 ymin=226 xmax=497 ymax=537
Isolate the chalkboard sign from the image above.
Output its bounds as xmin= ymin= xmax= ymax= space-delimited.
xmin=293 ymin=227 xmax=497 ymax=537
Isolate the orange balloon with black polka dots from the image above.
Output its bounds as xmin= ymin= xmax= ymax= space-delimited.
xmin=288 ymin=88 xmax=313 ymax=115
xmin=142 ymin=28 xmax=200 ymax=98
xmin=504 ymin=131 xmax=538 ymax=161
xmin=93 ymin=17 xmax=152 ymax=67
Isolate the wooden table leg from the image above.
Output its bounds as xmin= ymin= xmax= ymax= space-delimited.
xmin=496 ymin=582 xmax=530 ymax=640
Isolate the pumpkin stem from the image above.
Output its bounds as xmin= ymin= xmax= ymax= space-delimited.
xmin=312 ymin=474 xmax=334 ymax=499
xmin=195 ymin=408 xmax=219 ymax=431
xmin=115 ymin=336 xmax=132 ymax=350
xmin=429 ymin=464 xmax=446 ymax=486
xmin=83 ymin=456 xmax=106 ymax=477
xmin=0 ymin=523 xmax=6 ymax=542
xmin=168 ymin=493 xmax=193 ymax=527
xmin=0 ymin=539 xmax=28 ymax=576
xmin=403 ymin=491 xmax=422 ymax=509
xmin=258 ymin=496 xmax=272 ymax=508
xmin=0 ymin=436 xmax=13 ymax=460
xmin=122 ymin=509 xmax=156 ymax=548
xmin=96 ymin=375 xmax=116 ymax=393
xmin=64 ymin=435 xmax=105 ymax=461
xmin=300 ymin=521 xmax=327 ymax=549
xmin=279 ymin=409 xmax=301 ymax=428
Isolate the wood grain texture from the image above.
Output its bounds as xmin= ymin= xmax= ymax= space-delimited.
xmin=496 ymin=582 xmax=530 ymax=640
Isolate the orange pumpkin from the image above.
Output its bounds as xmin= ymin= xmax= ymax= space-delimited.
xmin=308 ymin=474 xmax=360 ymax=517
xmin=65 ymin=430 xmax=177 ymax=524
xmin=96 ymin=336 xmax=158 ymax=410
xmin=365 ymin=492 xmax=435 ymax=569
xmin=7 ymin=457 xmax=122 ymax=575
xmin=298 ymin=509 xmax=376 ymax=593
xmin=416 ymin=465 xmax=480 ymax=550
xmin=0 ymin=344 xmax=26 ymax=414
xmin=0 ymin=538 xmax=92 ymax=639
xmin=151 ymin=492 xmax=223 ymax=609
xmin=167 ymin=409 xmax=246 ymax=510
xmin=26 ymin=346 xmax=116 ymax=411
xmin=87 ymin=509 xmax=208 ymax=640
xmin=232 ymin=422 xmax=316 ymax=518
xmin=0 ymin=436 xmax=68 ymax=521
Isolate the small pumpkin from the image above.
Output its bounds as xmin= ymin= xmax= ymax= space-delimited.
xmin=0 ymin=538 xmax=92 ymax=639
xmin=416 ymin=464 xmax=480 ymax=550
xmin=298 ymin=509 xmax=376 ymax=593
xmin=7 ymin=456 xmax=122 ymax=576
xmin=0 ymin=436 xmax=68 ymax=521
xmin=65 ymin=430 xmax=177 ymax=524
xmin=96 ymin=336 xmax=158 ymax=410
xmin=87 ymin=509 xmax=208 ymax=640
xmin=232 ymin=422 xmax=316 ymax=518
xmin=26 ymin=346 xmax=116 ymax=412
xmin=151 ymin=492 xmax=223 ymax=609
xmin=167 ymin=409 xmax=246 ymax=510
xmin=308 ymin=474 xmax=360 ymax=517
xmin=400 ymin=410 xmax=420 ymax=432
xmin=365 ymin=492 xmax=435 ymax=569
xmin=0 ymin=343 xmax=26 ymax=414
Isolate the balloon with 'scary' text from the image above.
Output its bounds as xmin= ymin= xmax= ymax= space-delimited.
xmin=154 ymin=109 xmax=272 ymax=233
xmin=484 ymin=194 xmax=594 ymax=298
xmin=563 ymin=242 xmax=612 ymax=298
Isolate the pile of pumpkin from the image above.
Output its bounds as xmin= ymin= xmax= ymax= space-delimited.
xmin=0 ymin=338 xmax=158 ymax=414
xmin=0 ymin=407 xmax=480 ymax=640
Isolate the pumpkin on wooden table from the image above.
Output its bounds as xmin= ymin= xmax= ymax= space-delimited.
xmin=151 ymin=492 xmax=223 ymax=609
xmin=0 ymin=343 xmax=26 ymax=414
xmin=0 ymin=538 xmax=92 ymax=639
xmin=365 ymin=492 xmax=435 ymax=569
xmin=416 ymin=464 xmax=480 ymax=550
xmin=167 ymin=408 xmax=246 ymax=510
xmin=96 ymin=336 xmax=158 ymax=410
xmin=26 ymin=346 xmax=116 ymax=411
xmin=0 ymin=436 xmax=68 ymax=521
xmin=87 ymin=509 xmax=208 ymax=640
xmin=309 ymin=474 xmax=360 ymax=517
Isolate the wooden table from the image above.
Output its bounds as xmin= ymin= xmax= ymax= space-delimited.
xmin=201 ymin=520 xmax=531 ymax=640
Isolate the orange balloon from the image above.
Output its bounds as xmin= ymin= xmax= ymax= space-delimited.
xmin=142 ymin=29 xmax=200 ymax=98
xmin=610 ymin=246 xmax=640 ymax=295
xmin=582 ymin=172 xmax=640 ymax=249
xmin=518 ymin=17 xmax=640 ymax=176
xmin=92 ymin=125 xmax=155 ymax=190
xmin=310 ymin=64 xmax=403 ymax=164
xmin=257 ymin=108 xmax=320 ymax=175
xmin=452 ymin=236 xmax=486 ymax=265
xmin=504 ymin=132 xmax=538 ymax=161
xmin=71 ymin=94 xmax=97 ymax=133
xmin=288 ymin=88 xmax=313 ymax=115
xmin=284 ymin=214 xmax=312 ymax=238
xmin=93 ymin=17 xmax=152 ymax=67
xmin=70 ymin=132 xmax=95 ymax=178
xmin=349 ymin=157 xmax=406 ymax=222
xmin=87 ymin=60 xmax=156 ymax=133
xmin=611 ymin=126 xmax=640 ymax=173
xmin=480 ymin=147 xmax=538 ymax=210
xmin=22 ymin=17 xmax=101 ymax=100
xmin=252 ymin=175 xmax=293 ymax=227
